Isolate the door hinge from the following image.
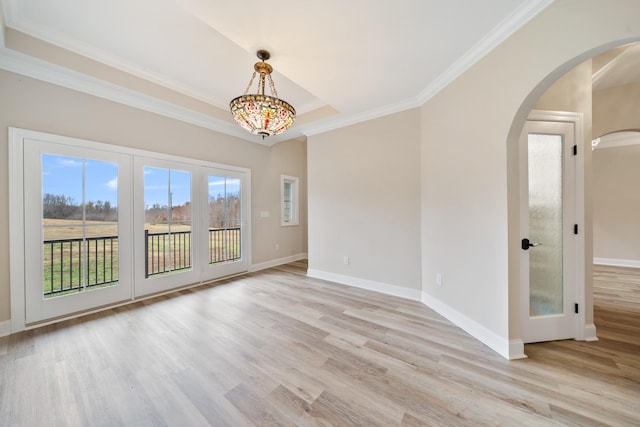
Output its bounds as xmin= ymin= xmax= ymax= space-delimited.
xmin=574 ymin=303 xmax=579 ymax=314
xmin=574 ymin=224 xmax=578 ymax=235
xmin=573 ymin=145 xmax=577 ymax=156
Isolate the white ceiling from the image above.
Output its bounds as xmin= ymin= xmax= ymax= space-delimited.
xmin=0 ymin=0 xmax=558 ymax=144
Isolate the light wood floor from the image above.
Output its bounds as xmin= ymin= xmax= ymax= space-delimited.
xmin=1 ymin=261 xmax=638 ymax=426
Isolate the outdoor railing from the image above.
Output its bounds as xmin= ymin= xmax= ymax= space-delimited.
xmin=43 ymin=235 xmax=119 ymax=297
xmin=43 ymin=228 xmax=241 ymax=295
xmin=144 ymin=229 xmax=192 ymax=278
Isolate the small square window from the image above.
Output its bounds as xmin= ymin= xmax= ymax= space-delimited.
xmin=281 ymin=175 xmax=299 ymax=226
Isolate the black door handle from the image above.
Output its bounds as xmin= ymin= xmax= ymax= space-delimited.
xmin=521 ymin=238 xmax=542 ymax=250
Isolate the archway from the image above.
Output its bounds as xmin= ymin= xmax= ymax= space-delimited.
xmin=507 ymin=39 xmax=640 ymax=357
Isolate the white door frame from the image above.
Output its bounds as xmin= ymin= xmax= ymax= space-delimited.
xmin=520 ymin=110 xmax=588 ymax=344
xmin=9 ymin=127 xmax=252 ymax=333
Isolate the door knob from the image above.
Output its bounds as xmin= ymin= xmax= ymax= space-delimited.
xmin=521 ymin=238 xmax=542 ymax=250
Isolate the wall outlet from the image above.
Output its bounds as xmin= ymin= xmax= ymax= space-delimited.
xmin=274 ymin=243 xmax=280 ymax=251
xmin=343 ymin=256 xmax=350 ymax=265
xmin=260 ymin=211 xmax=270 ymax=218
xmin=436 ymin=273 xmax=443 ymax=287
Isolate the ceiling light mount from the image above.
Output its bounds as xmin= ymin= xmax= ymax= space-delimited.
xmin=230 ymin=50 xmax=296 ymax=139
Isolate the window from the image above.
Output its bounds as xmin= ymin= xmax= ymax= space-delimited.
xmin=281 ymin=175 xmax=299 ymax=226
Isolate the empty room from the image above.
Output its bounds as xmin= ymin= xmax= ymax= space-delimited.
xmin=1 ymin=1 xmax=639 ymax=425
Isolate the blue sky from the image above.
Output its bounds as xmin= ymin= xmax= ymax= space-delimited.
xmin=42 ymin=155 xmax=240 ymax=208
xmin=42 ymin=154 xmax=118 ymax=206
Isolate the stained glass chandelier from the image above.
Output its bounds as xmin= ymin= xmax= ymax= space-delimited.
xmin=230 ymin=50 xmax=296 ymax=139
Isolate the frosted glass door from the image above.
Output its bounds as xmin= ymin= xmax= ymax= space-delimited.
xmin=527 ymin=133 xmax=563 ymax=316
xmin=519 ymin=118 xmax=577 ymax=344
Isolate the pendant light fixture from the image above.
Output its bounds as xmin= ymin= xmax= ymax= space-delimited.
xmin=229 ymin=50 xmax=296 ymax=139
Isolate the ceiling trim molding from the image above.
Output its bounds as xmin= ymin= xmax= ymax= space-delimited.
xmin=595 ymin=132 xmax=640 ymax=149
xmin=302 ymin=97 xmax=421 ymax=137
xmin=0 ymin=46 xmax=293 ymax=145
xmin=303 ymin=0 xmax=555 ymax=138
xmin=416 ymin=0 xmax=555 ymax=106
xmin=1 ymin=0 xmax=231 ymax=111
xmin=0 ymin=0 xmax=555 ymax=145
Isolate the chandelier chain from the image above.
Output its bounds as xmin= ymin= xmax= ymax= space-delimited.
xmin=267 ymin=74 xmax=279 ymax=99
xmin=244 ymin=71 xmax=258 ymax=95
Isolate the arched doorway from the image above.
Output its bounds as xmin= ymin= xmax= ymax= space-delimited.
xmin=507 ymin=40 xmax=640 ymax=357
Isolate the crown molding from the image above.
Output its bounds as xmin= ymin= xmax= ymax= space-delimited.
xmin=0 ymin=46 xmax=305 ymax=145
xmin=595 ymin=131 xmax=640 ymax=149
xmin=302 ymin=0 xmax=555 ymax=137
xmin=416 ymin=0 xmax=555 ymax=105
xmin=0 ymin=0 xmax=554 ymax=144
xmin=301 ymin=97 xmax=421 ymax=137
xmin=1 ymin=0 xmax=230 ymax=111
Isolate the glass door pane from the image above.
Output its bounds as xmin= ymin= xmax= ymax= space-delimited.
xmin=527 ymin=133 xmax=564 ymax=316
xmin=143 ymin=167 xmax=192 ymax=278
xmin=208 ymin=175 xmax=241 ymax=264
xmin=42 ymin=154 xmax=120 ymax=298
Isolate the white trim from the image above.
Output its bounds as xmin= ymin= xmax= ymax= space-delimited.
xmin=9 ymin=127 xmax=252 ymax=173
xmin=0 ymin=1 xmax=553 ymax=144
xmin=0 ymin=320 xmax=11 ymax=337
xmin=509 ymin=339 xmax=527 ymax=360
xmin=304 ymin=1 xmax=554 ymax=137
xmin=421 ymin=291 xmax=512 ymax=360
xmin=307 ymin=269 xmax=422 ymax=302
xmin=8 ymin=127 xmax=26 ymax=333
xmin=415 ymin=0 xmax=554 ymax=106
xmin=250 ymin=253 xmax=308 ymax=273
xmin=280 ymin=175 xmax=300 ymax=226
xmin=593 ymin=257 xmax=640 ymax=268
xmin=0 ymin=47 xmax=299 ymax=146
xmin=524 ymin=110 xmax=588 ymax=344
xmin=302 ymin=98 xmax=421 ymax=137
xmin=583 ymin=324 xmax=598 ymax=342
xmin=594 ymin=132 xmax=640 ymax=149
xmin=9 ymin=127 xmax=254 ymax=329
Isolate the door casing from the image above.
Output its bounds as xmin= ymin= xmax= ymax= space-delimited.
xmin=519 ymin=110 xmax=588 ymax=345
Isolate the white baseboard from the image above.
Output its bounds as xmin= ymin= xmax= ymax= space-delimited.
xmin=307 ymin=269 xmax=422 ymax=302
xmin=593 ymin=257 xmax=640 ymax=268
xmin=509 ymin=339 xmax=527 ymax=360
xmin=421 ymin=291 xmax=519 ymax=360
xmin=583 ymin=323 xmax=598 ymax=342
xmin=0 ymin=319 xmax=11 ymax=338
xmin=250 ymin=253 xmax=308 ymax=273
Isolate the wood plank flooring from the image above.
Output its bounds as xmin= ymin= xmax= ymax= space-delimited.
xmin=1 ymin=261 xmax=638 ymax=426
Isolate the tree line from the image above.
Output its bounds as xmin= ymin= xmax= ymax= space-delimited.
xmin=43 ymin=193 xmax=117 ymax=221
xmin=44 ymin=192 xmax=241 ymax=226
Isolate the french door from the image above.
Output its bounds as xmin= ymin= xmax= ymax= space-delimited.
xmin=202 ymin=167 xmax=249 ymax=281
xmin=133 ymin=160 xmax=250 ymax=296
xmin=23 ymin=140 xmax=133 ymax=323
xmin=519 ymin=119 xmax=578 ymax=343
xmin=11 ymin=128 xmax=251 ymax=328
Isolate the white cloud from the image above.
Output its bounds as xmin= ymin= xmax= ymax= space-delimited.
xmin=57 ymin=158 xmax=82 ymax=167
xmin=106 ymin=177 xmax=118 ymax=190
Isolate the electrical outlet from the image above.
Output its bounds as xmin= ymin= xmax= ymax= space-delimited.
xmin=436 ymin=273 xmax=443 ymax=287
xmin=343 ymin=256 xmax=349 ymax=265
xmin=275 ymin=243 xmax=280 ymax=251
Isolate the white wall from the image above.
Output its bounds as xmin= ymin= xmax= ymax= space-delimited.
xmin=0 ymin=68 xmax=307 ymax=324
xmin=307 ymin=109 xmax=422 ymax=299
xmin=593 ymin=144 xmax=640 ymax=266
